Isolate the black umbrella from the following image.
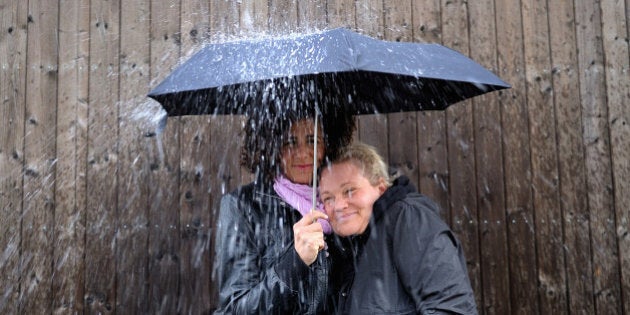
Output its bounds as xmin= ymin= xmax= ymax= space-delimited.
xmin=149 ymin=28 xmax=509 ymax=116
xmin=148 ymin=27 xmax=510 ymax=208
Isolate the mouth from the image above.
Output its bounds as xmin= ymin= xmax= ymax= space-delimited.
xmin=293 ymin=164 xmax=312 ymax=171
xmin=334 ymin=212 xmax=356 ymax=223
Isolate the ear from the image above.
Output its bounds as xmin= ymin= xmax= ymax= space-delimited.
xmin=377 ymin=178 xmax=387 ymax=194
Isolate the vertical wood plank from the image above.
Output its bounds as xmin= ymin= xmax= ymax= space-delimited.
xmin=326 ymin=0 xmax=356 ymax=29
xmin=298 ymin=0 xmax=327 ymax=31
xmin=208 ymin=0 xmax=239 ymax=41
xmin=269 ymin=0 xmax=298 ymax=34
xmin=148 ymin=0 xmax=181 ymax=313
xmin=207 ymin=109 xmax=241 ymax=310
xmin=355 ymin=0 xmax=384 ymax=38
xmin=575 ymin=1 xmax=622 ymax=314
xmin=0 ymin=1 xmax=28 ymax=313
xmin=181 ymin=0 xmax=210 ymax=57
xmin=521 ymin=0 xmax=567 ymax=313
xmin=494 ymin=0 xmax=539 ymax=313
xmin=84 ymin=0 xmax=120 ymax=313
xmin=240 ymin=0 xmax=269 ymax=35
xmin=599 ymin=0 xmax=630 ymax=313
xmin=177 ymin=114 xmax=214 ymax=313
xmin=412 ymin=0 xmax=450 ymax=222
xmin=175 ymin=1 xmax=219 ymax=312
xmin=441 ymin=0 xmax=481 ymax=308
xmin=547 ymin=0 xmax=594 ymax=313
xmin=412 ymin=0 xmax=441 ymax=44
xmin=468 ymin=0 xmax=510 ymax=313
xmin=53 ymin=0 xmax=90 ymax=312
xmin=176 ymin=3 xmax=210 ymax=311
xmin=179 ymin=7 xmax=211 ymax=311
xmin=20 ymin=1 xmax=58 ymax=313
xmin=116 ymin=0 xmax=151 ymax=312
xmin=383 ymin=0 xmax=419 ymax=186
xmin=355 ymin=0 xmax=388 ymax=161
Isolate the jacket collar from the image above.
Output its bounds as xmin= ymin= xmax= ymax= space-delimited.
xmin=250 ymin=180 xmax=289 ymax=208
xmin=372 ymin=175 xmax=416 ymax=222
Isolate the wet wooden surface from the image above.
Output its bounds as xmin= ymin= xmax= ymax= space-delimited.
xmin=0 ymin=0 xmax=628 ymax=314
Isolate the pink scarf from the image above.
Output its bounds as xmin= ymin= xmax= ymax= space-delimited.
xmin=273 ymin=175 xmax=332 ymax=234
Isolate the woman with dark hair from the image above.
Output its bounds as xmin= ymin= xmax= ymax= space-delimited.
xmin=213 ymin=85 xmax=355 ymax=314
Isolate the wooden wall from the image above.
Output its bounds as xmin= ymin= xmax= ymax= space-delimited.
xmin=0 ymin=0 xmax=628 ymax=314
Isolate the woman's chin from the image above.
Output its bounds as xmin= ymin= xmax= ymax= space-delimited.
xmin=332 ymin=224 xmax=361 ymax=237
xmin=285 ymin=173 xmax=313 ymax=185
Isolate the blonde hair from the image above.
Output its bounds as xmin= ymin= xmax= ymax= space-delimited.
xmin=328 ymin=142 xmax=392 ymax=187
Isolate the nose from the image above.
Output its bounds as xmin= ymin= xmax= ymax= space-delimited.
xmin=333 ymin=197 xmax=348 ymax=211
xmin=295 ymin=142 xmax=312 ymax=159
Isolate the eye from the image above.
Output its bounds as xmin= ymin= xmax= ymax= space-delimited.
xmin=306 ymin=135 xmax=323 ymax=146
xmin=343 ymin=187 xmax=355 ymax=198
xmin=321 ymin=195 xmax=333 ymax=205
xmin=283 ymin=137 xmax=297 ymax=147
xmin=306 ymin=135 xmax=315 ymax=145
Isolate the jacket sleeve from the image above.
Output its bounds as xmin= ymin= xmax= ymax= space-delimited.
xmin=391 ymin=200 xmax=478 ymax=315
xmin=213 ymin=192 xmax=311 ymax=314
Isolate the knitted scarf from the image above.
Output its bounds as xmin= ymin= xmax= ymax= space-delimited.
xmin=273 ymin=175 xmax=332 ymax=234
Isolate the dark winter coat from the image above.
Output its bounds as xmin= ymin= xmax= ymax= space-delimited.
xmin=213 ymin=180 xmax=339 ymax=314
xmin=331 ymin=176 xmax=478 ymax=315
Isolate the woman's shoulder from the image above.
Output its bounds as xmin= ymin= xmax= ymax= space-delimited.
xmin=385 ymin=193 xmax=449 ymax=232
xmin=223 ymin=181 xmax=267 ymax=203
xmin=387 ymin=192 xmax=440 ymax=216
xmin=219 ymin=182 xmax=261 ymax=216
xmin=221 ymin=181 xmax=291 ymax=217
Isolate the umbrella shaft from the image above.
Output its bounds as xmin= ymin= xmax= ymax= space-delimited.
xmin=311 ymin=113 xmax=318 ymax=213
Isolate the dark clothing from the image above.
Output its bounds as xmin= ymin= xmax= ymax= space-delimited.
xmin=213 ymin=180 xmax=338 ymax=314
xmin=332 ymin=176 xmax=478 ymax=315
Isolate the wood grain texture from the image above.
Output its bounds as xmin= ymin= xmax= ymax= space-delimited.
xmin=468 ymin=0 xmax=510 ymax=313
xmin=84 ymin=0 xmax=121 ymax=312
xmin=147 ymin=0 xmax=181 ymax=313
xmin=521 ymin=0 xmax=568 ymax=313
xmin=548 ymin=0 xmax=594 ymax=313
xmin=0 ymin=0 xmax=628 ymax=313
xmin=116 ymin=0 xmax=151 ymax=312
xmin=53 ymin=0 xmax=90 ymax=313
xmin=599 ymin=0 xmax=630 ymax=312
xmin=384 ymin=0 xmax=419 ymax=187
xmin=0 ymin=1 xmax=28 ymax=313
xmin=575 ymin=1 xmax=622 ymax=314
xmin=441 ymin=0 xmax=482 ymax=308
xmin=495 ymin=0 xmax=539 ymax=313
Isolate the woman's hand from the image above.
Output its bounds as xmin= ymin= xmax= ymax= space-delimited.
xmin=293 ymin=211 xmax=328 ymax=266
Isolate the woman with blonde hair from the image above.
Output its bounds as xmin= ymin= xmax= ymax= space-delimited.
xmin=319 ymin=142 xmax=477 ymax=314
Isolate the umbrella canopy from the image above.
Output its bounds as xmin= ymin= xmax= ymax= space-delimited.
xmin=148 ymin=28 xmax=510 ymax=116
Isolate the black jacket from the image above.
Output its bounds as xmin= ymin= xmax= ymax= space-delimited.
xmin=213 ymin=180 xmax=338 ymax=314
xmin=332 ymin=176 xmax=478 ymax=315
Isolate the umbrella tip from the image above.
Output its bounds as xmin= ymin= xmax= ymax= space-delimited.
xmin=155 ymin=113 xmax=168 ymax=135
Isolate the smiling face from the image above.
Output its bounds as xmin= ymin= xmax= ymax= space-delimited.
xmin=280 ymin=119 xmax=325 ymax=185
xmin=318 ymin=161 xmax=386 ymax=236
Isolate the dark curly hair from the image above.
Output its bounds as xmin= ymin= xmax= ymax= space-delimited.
xmin=240 ymin=77 xmax=356 ymax=185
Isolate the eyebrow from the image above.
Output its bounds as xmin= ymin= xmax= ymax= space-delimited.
xmin=319 ymin=180 xmax=353 ymax=194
